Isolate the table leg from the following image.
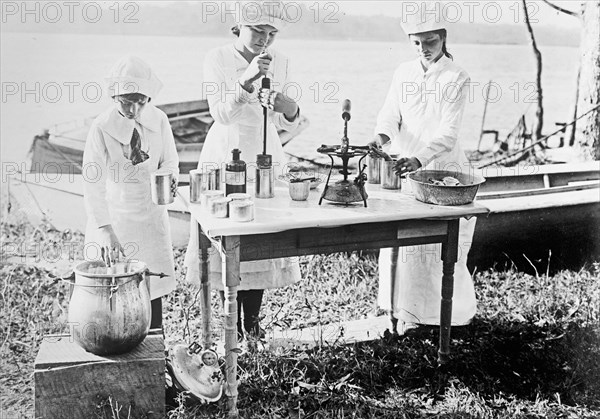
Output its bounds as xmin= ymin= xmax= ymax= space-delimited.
xmin=199 ymin=226 xmax=212 ymax=350
xmin=438 ymin=219 xmax=460 ymax=364
xmin=222 ymin=236 xmax=241 ymax=418
xmin=389 ymin=247 xmax=400 ymax=334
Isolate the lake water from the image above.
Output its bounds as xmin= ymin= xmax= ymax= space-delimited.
xmin=1 ymin=32 xmax=579 ymax=165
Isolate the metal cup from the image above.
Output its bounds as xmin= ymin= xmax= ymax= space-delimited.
xmin=208 ymin=168 xmax=221 ymax=191
xmin=289 ymin=180 xmax=311 ymax=201
xmin=255 ymin=154 xmax=274 ymax=199
xmin=151 ymin=170 xmax=175 ymax=205
xmin=255 ymin=167 xmax=275 ymax=199
xmin=367 ymin=155 xmax=381 ymax=184
xmin=189 ymin=169 xmax=208 ymax=203
xmin=381 ymin=160 xmax=401 ymax=190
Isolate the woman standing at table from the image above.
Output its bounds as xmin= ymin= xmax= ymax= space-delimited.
xmin=184 ymin=0 xmax=301 ymax=339
xmin=370 ymin=6 xmax=477 ymax=331
xmin=83 ymin=56 xmax=179 ymax=329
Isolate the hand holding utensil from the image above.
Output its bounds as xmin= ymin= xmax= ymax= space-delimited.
xmin=240 ymin=52 xmax=272 ymax=90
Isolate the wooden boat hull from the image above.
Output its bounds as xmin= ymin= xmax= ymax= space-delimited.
xmin=469 ymin=162 xmax=600 ymax=273
xmin=469 ymin=195 xmax=599 ymax=273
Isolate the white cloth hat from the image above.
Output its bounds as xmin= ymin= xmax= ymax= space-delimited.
xmin=105 ymin=55 xmax=163 ymax=99
xmin=400 ymin=1 xmax=446 ymax=35
xmin=235 ymin=1 xmax=288 ymax=30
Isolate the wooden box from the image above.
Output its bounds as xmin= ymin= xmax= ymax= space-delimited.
xmin=34 ymin=333 xmax=165 ymax=419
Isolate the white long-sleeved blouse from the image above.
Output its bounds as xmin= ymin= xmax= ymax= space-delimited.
xmin=375 ymin=55 xmax=471 ymax=172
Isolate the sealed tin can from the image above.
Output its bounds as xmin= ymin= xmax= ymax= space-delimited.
xmin=229 ymin=200 xmax=254 ymax=222
xmin=200 ymin=190 xmax=225 ymax=207
xmin=151 ymin=170 xmax=175 ymax=205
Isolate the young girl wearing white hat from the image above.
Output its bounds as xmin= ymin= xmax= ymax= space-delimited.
xmin=184 ymin=1 xmax=301 ymax=339
xmin=371 ymin=4 xmax=478 ymax=331
xmin=83 ymin=55 xmax=179 ymax=329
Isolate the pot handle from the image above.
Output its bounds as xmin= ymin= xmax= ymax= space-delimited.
xmin=49 ymin=271 xmax=75 ymax=285
xmin=145 ymin=270 xmax=169 ymax=279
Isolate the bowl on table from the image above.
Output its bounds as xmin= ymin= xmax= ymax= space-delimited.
xmin=407 ymin=170 xmax=486 ymax=206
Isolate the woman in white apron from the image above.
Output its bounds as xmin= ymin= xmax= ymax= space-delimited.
xmin=184 ymin=1 xmax=302 ymax=339
xmin=370 ymin=8 xmax=477 ymax=331
xmin=83 ymin=56 xmax=179 ymax=329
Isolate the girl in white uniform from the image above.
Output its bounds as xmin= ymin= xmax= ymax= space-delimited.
xmin=371 ymin=9 xmax=477 ymax=330
xmin=83 ymin=56 xmax=179 ymax=329
xmin=184 ymin=1 xmax=302 ymax=338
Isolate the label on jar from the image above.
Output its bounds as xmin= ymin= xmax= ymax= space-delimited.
xmin=225 ymin=170 xmax=246 ymax=186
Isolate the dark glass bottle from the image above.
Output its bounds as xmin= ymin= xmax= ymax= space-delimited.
xmin=225 ymin=148 xmax=246 ymax=196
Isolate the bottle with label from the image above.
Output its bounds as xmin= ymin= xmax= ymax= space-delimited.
xmin=225 ymin=148 xmax=246 ymax=196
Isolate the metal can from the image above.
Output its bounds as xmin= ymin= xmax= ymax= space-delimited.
xmin=367 ymin=155 xmax=381 ymax=184
xmin=208 ymin=168 xmax=221 ymax=191
xmin=189 ymin=169 xmax=209 ymax=203
xmin=381 ymin=160 xmax=401 ymax=190
xmin=151 ymin=170 xmax=175 ymax=205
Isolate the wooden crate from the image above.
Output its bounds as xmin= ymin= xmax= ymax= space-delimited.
xmin=34 ymin=333 xmax=165 ymax=419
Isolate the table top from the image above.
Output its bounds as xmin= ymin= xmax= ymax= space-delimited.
xmin=182 ymin=182 xmax=489 ymax=237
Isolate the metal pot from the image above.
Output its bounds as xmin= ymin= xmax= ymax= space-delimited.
xmin=67 ymin=260 xmax=163 ymax=355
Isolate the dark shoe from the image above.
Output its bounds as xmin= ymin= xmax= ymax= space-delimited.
xmin=246 ymin=325 xmax=266 ymax=340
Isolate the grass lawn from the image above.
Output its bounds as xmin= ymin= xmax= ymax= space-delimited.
xmin=1 ymin=215 xmax=599 ymax=418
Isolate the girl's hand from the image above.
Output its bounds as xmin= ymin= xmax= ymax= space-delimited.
xmin=171 ymin=177 xmax=178 ymax=198
xmin=368 ymin=134 xmax=391 ymax=157
xmin=239 ymin=52 xmax=272 ymax=91
xmin=394 ymin=157 xmax=422 ymax=176
xmin=97 ymin=225 xmax=126 ymax=265
xmin=258 ymin=89 xmax=299 ymax=120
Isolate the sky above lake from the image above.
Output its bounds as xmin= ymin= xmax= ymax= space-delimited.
xmin=340 ymin=1 xmax=581 ymax=28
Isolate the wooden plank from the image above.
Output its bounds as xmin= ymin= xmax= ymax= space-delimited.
xmin=158 ymin=100 xmax=208 ymax=117
xmin=35 ymin=334 xmax=163 ymax=369
xmin=34 ymin=334 xmax=165 ymax=419
xmin=237 ymin=222 xmax=448 ymax=261
xmin=35 ymin=359 xmax=164 ymax=419
xmin=478 ymin=182 xmax=599 ymax=200
xmin=268 ymin=316 xmax=395 ymax=350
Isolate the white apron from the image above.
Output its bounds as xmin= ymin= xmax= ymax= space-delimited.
xmin=375 ymin=56 xmax=477 ymax=325
xmin=184 ymin=44 xmax=301 ymax=290
xmin=83 ymin=106 xmax=178 ymax=299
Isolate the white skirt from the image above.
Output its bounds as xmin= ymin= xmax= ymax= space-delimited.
xmin=377 ymin=216 xmax=477 ymax=325
xmin=183 ymin=220 xmax=300 ymax=291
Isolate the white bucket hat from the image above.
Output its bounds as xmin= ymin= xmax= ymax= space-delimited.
xmin=400 ymin=1 xmax=446 ymax=35
xmin=105 ymin=55 xmax=163 ymax=99
xmin=235 ymin=1 xmax=288 ymax=30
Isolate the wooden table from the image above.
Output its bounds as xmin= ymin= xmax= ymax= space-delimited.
xmin=186 ymin=183 xmax=488 ymax=417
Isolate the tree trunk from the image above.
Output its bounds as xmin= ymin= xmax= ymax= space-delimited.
xmin=522 ymin=0 xmax=544 ymax=143
xmin=576 ymin=0 xmax=600 ymax=159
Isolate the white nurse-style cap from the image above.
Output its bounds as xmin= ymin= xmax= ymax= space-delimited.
xmin=235 ymin=0 xmax=288 ymax=30
xmin=105 ymin=55 xmax=163 ymax=99
xmin=400 ymin=1 xmax=447 ymax=35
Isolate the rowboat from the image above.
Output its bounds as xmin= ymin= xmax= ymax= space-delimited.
xmin=27 ymin=100 xmax=308 ymax=175
xmin=470 ymin=162 xmax=600 ymax=272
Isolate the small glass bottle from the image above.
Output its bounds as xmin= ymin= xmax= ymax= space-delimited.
xmin=225 ymin=148 xmax=246 ymax=196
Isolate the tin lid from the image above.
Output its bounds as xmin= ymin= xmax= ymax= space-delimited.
xmin=167 ymin=343 xmax=223 ymax=403
xmin=228 ymin=193 xmax=252 ymax=201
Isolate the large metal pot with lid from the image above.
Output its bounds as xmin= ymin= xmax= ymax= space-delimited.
xmin=67 ymin=260 xmax=164 ymax=355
